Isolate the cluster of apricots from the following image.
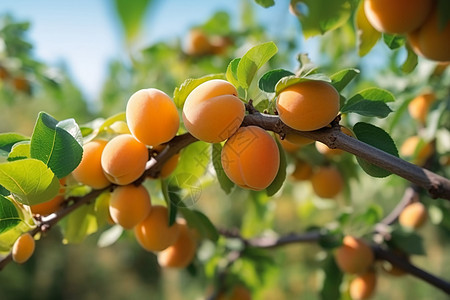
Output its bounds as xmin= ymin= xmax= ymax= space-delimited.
xmin=364 ymin=0 xmax=450 ymax=61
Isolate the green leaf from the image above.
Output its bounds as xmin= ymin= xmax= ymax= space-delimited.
xmin=437 ymin=0 xmax=450 ymax=29
xmin=318 ymin=229 xmax=344 ymax=249
xmin=355 ymin=1 xmax=381 ymax=56
xmin=401 ymin=45 xmax=418 ymax=73
xmin=162 ymin=179 xmax=178 ymax=226
xmin=265 ymin=138 xmax=286 ymax=197
xmin=383 ymin=34 xmax=405 ymax=49
xmin=295 ymin=0 xmax=353 ymax=38
xmin=341 ymin=88 xmax=395 ymax=118
xmin=7 ymin=141 xmax=30 ymax=161
xmin=172 ymin=141 xmax=210 ymax=181
xmin=226 ymin=58 xmax=241 ymax=88
xmin=258 ymin=69 xmax=295 ymax=93
xmin=0 ymin=195 xmax=21 ymax=234
xmin=330 ymin=68 xmax=360 ymax=92
xmin=254 ymin=0 xmax=275 ymax=8
xmin=389 ymin=226 xmax=426 ymax=255
xmin=80 ymin=126 xmax=94 ymax=137
xmin=30 ymin=112 xmax=83 ymax=179
xmin=319 ymin=254 xmax=344 ymax=300
xmin=353 ymin=122 xmax=399 ymax=178
xmin=97 ymin=225 xmax=124 ymax=248
xmin=113 ymin=0 xmax=152 ymax=43
xmin=0 ymin=158 xmax=60 ymax=205
xmin=211 ymin=143 xmax=234 ymax=194
xmin=274 ymin=76 xmax=308 ymax=94
xmin=0 ymin=185 xmax=9 ymax=196
xmin=0 ymin=133 xmax=29 ymax=153
xmin=237 ymin=42 xmax=278 ymax=89
xmin=61 ymin=201 xmax=98 ymax=244
xmin=179 ymin=207 xmax=219 ymax=242
xmin=173 ymin=73 xmax=225 ymax=108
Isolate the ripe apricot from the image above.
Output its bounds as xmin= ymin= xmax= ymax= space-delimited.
xmin=72 ymin=140 xmax=111 ymax=189
xmin=157 ymin=220 xmax=196 ymax=268
xmin=399 ymin=136 xmax=433 ymax=166
xmin=185 ymin=29 xmax=213 ymax=56
xmin=364 ymin=0 xmax=434 ymax=34
xmin=12 ymin=76 xmax=30 ymax=93
xmin=109 ymin=184 xmax=152 ymax=229
xmin=291 ymin=159 xmax=313 ymax=181
xmin=276 ymin=80 xmax=340 ymax=131
xmin=153 ymin=145 xmax=180 ymax=179
xmin=349 ymin=271 xmax=377 ymax=300
xmin=335 ymin=236 xmax=374 ymax=274
xmin=182 ymin=79 xmax=245 ymax=143
xmin=221 ymin=126 xmax=280 ymax=191
xmin=408 ymin=92 xmax=436 ymax=124
xmin=315 ymin=126 xmax=353 ymax=157
xmin=30 ymin=178 xmax=66 ymax=216
xmin=217 ymin=285 xmax=252 ymax=300
xmin=134 ymin=205 xmax=180 ymax=252
xmin=310 ymin=166 xmax=343 ymax=198
xmin=407 ymin=8 xmax=450 ymax=62
xmin=126 ymin=88 xmax=179 ymax=147
xmin=12 ymin=233 xmax=35 ymax=264
xmin=399 ymin=202 xmax=427 ymax=229
xmin=101 ymin=134 xmax=149 ymax=185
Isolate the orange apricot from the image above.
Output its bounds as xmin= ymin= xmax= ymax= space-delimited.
xmin=315 ymin=126 xmax=353 ymax=157
xmin=399 ymin=202 xmax=427 ymax=229
xmin=407 ymin=8 xmax=450 ymax=62
xmin=349 ymin=271 xmax=377 ymax=300
xmin=109 ymin=184 xmax=152 ymax=229
xmin=408 ymin=92 xmax=436 ymax=124
xmin=182 ymin=79 xmax=245 ymax=143
xmin=153 ymin=145 xmax=180 ymax=179
xmin=221 ymin=126 xmax=280 ymax=191
xmin=310 ymin=166 xmax=343 ymax=198
xmin=101 ymin=134 xmax=148 ymax=185
xmin=134 ymin=205 xmax=180 ymax=252
xmin=364 ymin=0 xmax=434 ymax=34
xmin=30 ymin=178 xmax=66 ymax=216
xmin=217 ymin=285 xmax=252 ymax=300
xmin=12 ymin=233 xmax=35 ymax=264
xmin=12 ymin=76 xmax=30 ymax=93
xmin=157 ymin=220 xmax=197 ymax=268
xmin=291 ymin=159 xmax=313 ymax=181
xmin=185 ymin=29 xmax=213 ymax=56
xmin=400 ymin=136 xmax=433 ymax=166
xmin=72 ymin=140 xmax=111 ymax=189
xmin=126 ymin=88 xmax=179 ymax=147
xmin=335 ymin=236 xmax=374 ymax=274
xmin=276 ymin=80 xmax=340 ymax=131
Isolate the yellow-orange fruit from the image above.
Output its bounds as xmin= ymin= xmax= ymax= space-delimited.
xmin=153 ymin=145 xmax=180 ymax=179
xmin=399 ymin=202 xmax=427 ymax=229
xmin=349 ymin=271 xmax=377 ymax=300
xmin=101 ymin=134 xmax=148 ymax=185
xmin=221 ymin=126 xmax=280 ymax=191
xmin=285 ymin=133 xmax=314 ymax=146
xmin=407 ymin=8 xmax=450 ymax=62
xmin=30 ymin=178 xmax=66 ymax=216
xmin=157 ymin=221 xmax=197 ymax=268
xmin=134 ymin=205 xmax=180 ymax=252
xmin=185 ymin=29 xmax=213 ymax=56
xmin=0 ymin=66 xmax=9 ymax=80
xmin=276 ymin=80 xmax=340 ymax=131
xmin=315 ymin=126 xmax=353 ymax=157
xmin=408 ymin=92 xmax=436 ymax=124
xmin=335 ymin=236 xmax=374 ymax=274
xmin=310 ymin=166 xmax=343 ymax=198
xmin=109 ymin=184 xmax=152 ymax=229
xmin=217 ymin=285 xmax=252 ymax=300
xmin=277 ymin=136 xmax=300 ymax=153
xmin=400 ymin=136 xmax=433 ymax=166
xmin=72 ymin=140 xmax=111 ymax=189
xmin=126 ymin=88 xmax=179 ymax=147
xmin=291 ymin=159 xmax=313 ymax=181
xmin=364 ymin=0 xmax=434 ymax=34
xmin=12 ymin=76 xmax=30 ymax=93
xmin=182 ymin=79 xmax=245 ymax=143
xmin=12 ymin=233 xmax=35 ymax=264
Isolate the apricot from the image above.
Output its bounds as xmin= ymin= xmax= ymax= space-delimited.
xmin=217 ymin=285 xmax=252 ymax=300
xmin=185 ymin=29 xmax=213 ymax=56
xmin=291 ymin=159 xmax=313 ymax=181
xmin=134 ymin=205 xmax=180 ymax=252
xmin=221 ymin=126 xmax=280 ymax=191
xmin=72 ymin=140 xmax=111 ymax=189
xmin=364 ymin=0 xmax=434 ymax=34
xmin=276 ymin=80 xmax=340 ymax=131
xmin=126 ymin=88 xmax=179 ymax=147
xmin=101 ymin=134 xmax=149 ymax=185
xmin=12 ymin=233 xmax=35 ymax=264
xmin=30 ymin=178 xmax=66 ymax=216
xmin=310 ymin=166 xmax=343 ymax=198
xmin=182 ymin=79 xmax=245 ymax=143
xmin=399 ymin=136 xmax=433 ymax=166
xmin=12 ymin=76 xmax=30 ymax=93
xmin=399 ymin=202 xmax=427 ymax=229
xmin=407 ymin=8 xmax=450 ymax=62
xmin=349 ymin=271 xmax=377 ymax=300
xmin=109 ymin=184 xmax=152 ymax=229
xmin=153 ymin=145 xmax=180 ymax=179
xmin=315 ymin=126 xmax=353 ymax=157
xmin=408 ymin=92 xmax=436 ymax=124
xmin=335 ymin=236 xmax=374 ymax=274
xmin=157 ymin=220 xmax=196 ymax=268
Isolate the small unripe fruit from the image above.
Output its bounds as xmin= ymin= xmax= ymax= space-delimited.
xmin=276 ymin=80 xmax=340 ymax=131
xmin=335 ymin=236 xmax=374 ymax=274
xmin=310 ymin=166 xmax=343 ymax=198
xmin=12 ymin=233 xmax=35 ymax=264
xmin=399 ymin=202 xmax=427 ymax=229
xmin=349 ymin=271 xmax=377 ymax=300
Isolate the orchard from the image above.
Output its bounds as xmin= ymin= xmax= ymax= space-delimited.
xmin=0 ymin=0 xmax=450 ymax=299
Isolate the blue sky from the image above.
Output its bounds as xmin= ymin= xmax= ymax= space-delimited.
xmin=0 ymin=0 xmax=293 ymax=101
